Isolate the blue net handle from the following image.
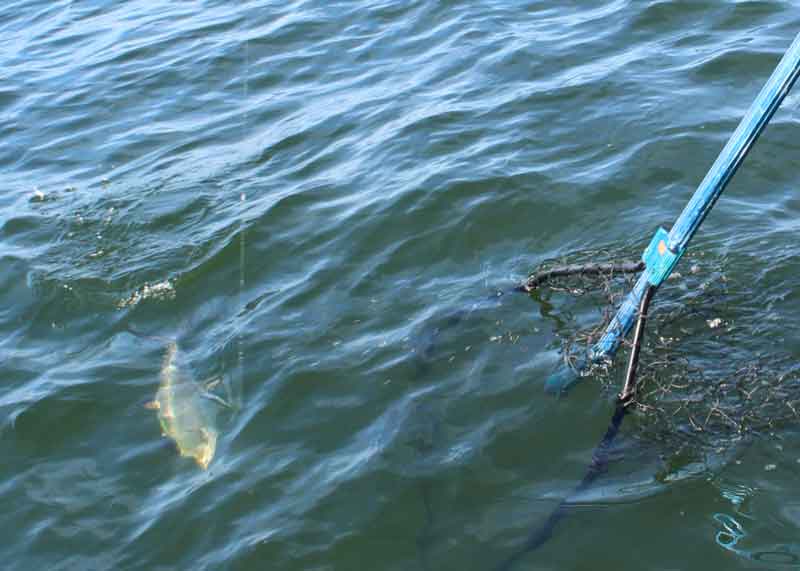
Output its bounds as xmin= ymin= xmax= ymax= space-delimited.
xmin=591 ymin=31 xmax=800 ymax=362
xmin=545 ymin=32 xmax=800 ymax=393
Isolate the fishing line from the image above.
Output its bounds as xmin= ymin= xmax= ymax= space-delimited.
xmin=236 ymin=34 xmax=249 ymax=411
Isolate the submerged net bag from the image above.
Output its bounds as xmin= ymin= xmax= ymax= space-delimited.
xmin=526 ymin=245 xmax=800 ymax=454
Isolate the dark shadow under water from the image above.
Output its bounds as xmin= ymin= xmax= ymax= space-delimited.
xmin=493 ymin=401 xmax=629 ymax=571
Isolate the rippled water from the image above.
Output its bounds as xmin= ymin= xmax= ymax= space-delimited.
xmin=2 ymin=1 xmax=800 ymax=569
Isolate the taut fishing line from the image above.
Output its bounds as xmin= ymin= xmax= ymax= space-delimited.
xmin=236 ymin=34 xmax=249 ymax=412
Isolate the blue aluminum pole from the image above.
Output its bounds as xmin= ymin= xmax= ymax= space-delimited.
xmin=546 ymin=32 xmax=800 ymax=393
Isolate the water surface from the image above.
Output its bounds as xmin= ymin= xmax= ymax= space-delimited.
xmin=2 ymin=1 xmax=800 ymax=569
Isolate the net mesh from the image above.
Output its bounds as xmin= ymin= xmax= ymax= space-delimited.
xmin=526 ymin=246 xmax=800 ymax=452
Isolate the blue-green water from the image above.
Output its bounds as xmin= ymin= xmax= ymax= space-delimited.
xmin=2 ymin=1 xmax=800 ymax=569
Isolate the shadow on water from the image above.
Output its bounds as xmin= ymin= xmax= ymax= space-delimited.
xmin=402 ymin=290 xmax=513 ymax=570
xmin=494 ymin=401 xmax=629 ymax=571
xmin=401 ymin=282 xmax=635 ymax=570
xmin=407 ymin=399 xmax=444 ymax=571
xmin=404 ymin=309 xmax=468 ymax=571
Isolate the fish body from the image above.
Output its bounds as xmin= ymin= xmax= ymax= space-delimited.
xmin=153 ymin=342 xmax=218 ymax=470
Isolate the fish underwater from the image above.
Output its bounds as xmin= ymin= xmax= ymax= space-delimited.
xmin=146 ymin=342 xmax=222 ymax=470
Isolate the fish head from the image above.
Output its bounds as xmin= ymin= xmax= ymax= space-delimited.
xmin=190 ymin=427 xmax=217 ymax=470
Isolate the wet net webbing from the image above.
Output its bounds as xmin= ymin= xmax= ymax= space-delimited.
xmin=526 ymin=246 xmax=800 ymax=453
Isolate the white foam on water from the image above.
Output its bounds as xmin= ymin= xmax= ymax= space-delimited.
xmin=116 ymin=279 xmax=176 ymax=309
